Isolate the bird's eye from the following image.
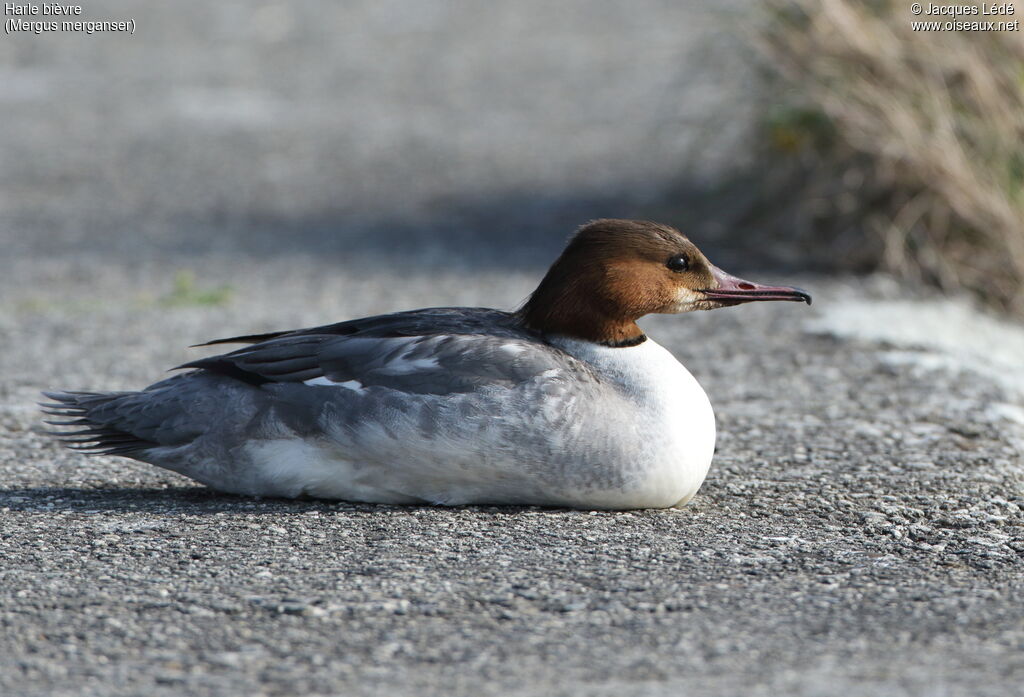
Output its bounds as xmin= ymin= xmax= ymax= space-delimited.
xmin=666 ymin=254 xmax=689 ymax=272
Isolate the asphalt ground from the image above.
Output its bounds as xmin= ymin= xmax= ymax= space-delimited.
xmin=2 ymin=2 xmax=1023 ymax=695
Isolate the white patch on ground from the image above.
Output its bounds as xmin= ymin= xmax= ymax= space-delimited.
xmin=171 ymin=88 xmax=284 ymax=127
xmin=806 ymin=298 xmax=1024 ymax=441
xmin=990 ymin=402 xmax=1024 ymax=427
xmin=0 ymin=68 xmax=51 ymax=102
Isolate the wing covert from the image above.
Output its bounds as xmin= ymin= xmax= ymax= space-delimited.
xmin=177 ymin=308 xmax=580 ymax=394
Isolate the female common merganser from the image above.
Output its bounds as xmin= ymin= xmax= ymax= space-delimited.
xmin=43 ymin=219 xmax=810 ymax=510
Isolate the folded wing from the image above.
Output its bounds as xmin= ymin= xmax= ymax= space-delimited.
xmin=178 ymin=307 xmax=584 ymax=395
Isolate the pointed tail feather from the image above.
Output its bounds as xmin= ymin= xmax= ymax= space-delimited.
xmin=40 ymin=391 xmax=158 ymax=456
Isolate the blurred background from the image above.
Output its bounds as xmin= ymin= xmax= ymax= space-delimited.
xmin=1 ymin=1 xmax=748 ymax=270
xmin=4 ymin=6 xmax=1024 ymax=695
xmin=2 ymin=0 xmax=1022 ymax=315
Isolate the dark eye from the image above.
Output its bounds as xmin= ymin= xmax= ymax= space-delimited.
xmin=666 ymin=254 xmax=689 ymax=272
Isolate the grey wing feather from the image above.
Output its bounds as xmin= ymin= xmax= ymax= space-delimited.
xmin=177 ymin=309 xmax=583 ymax=395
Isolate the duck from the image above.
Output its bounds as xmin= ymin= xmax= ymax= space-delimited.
xmin=42 ymin=219 xmax=810 ymax=510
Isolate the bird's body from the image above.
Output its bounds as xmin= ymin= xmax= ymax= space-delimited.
xmin=44 ymin=220 xmax=809 ymax=510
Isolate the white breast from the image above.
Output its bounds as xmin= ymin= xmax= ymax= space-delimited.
xmin=552 ymin=336 xmax=717 ymax=507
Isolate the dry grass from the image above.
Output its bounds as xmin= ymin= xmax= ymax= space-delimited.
xmin=753 ymin=0 xmax=1024 ymax=316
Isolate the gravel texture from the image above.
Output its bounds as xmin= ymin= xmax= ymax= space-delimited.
xmin=2 ymin=2 xmax=1024 ymax=696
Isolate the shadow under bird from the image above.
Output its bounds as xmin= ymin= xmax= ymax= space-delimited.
xmin=43 ymin=219 xmax=811 ymax=509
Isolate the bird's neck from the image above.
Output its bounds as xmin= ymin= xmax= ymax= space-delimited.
xmin=518 ymin=273 xmax=646 ymax=347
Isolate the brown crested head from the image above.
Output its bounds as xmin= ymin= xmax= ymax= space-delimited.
xmin=518 ymin=219 xmax=810 ymax=346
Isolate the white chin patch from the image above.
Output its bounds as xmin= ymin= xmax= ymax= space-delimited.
xmin=668 ymin=287 xmax=704 ymax=313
